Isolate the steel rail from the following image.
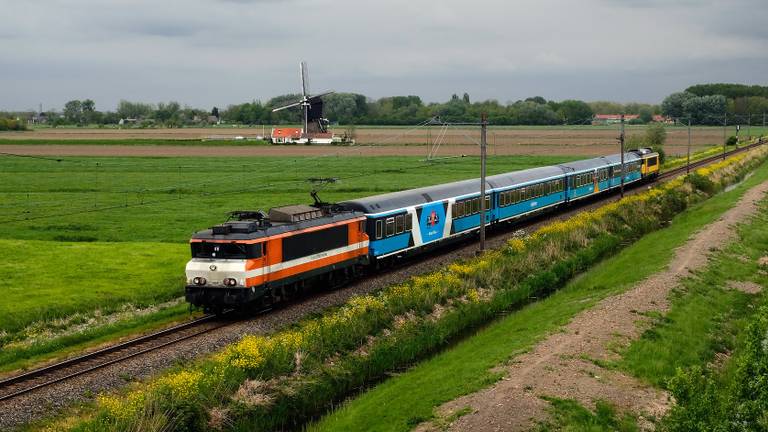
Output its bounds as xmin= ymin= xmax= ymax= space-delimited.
xmin=0 ymin=314 xmax=224 ymax=402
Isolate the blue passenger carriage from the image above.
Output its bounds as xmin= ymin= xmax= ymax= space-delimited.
xmin=340 ymin=150 xmax=651 ymax=265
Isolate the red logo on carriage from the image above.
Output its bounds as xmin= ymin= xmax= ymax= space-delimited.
xmin=427 ymin=210 xmax=440 ymax=227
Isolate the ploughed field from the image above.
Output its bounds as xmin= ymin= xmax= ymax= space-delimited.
xmin=0 ymin=153 xmax=578 ymax=373
xmin=2 ymin=125 xmax=763 ymax=157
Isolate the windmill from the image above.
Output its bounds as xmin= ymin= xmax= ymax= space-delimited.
xmin=272 ymin=62 xmax=334 ymax=140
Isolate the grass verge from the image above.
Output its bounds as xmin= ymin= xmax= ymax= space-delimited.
xmin=0 ymin=303 xmax=194 ymax=375
xmin=609 ymin=198 xmax=768 ymax=430
xmin=535 ymin=398 xmax=639 ymax=432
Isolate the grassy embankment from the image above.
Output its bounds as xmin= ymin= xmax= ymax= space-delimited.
xmin=40 ymin=145 xmax=767 ymax=431
xmin=309 ymin=148 xmax=768 ymax=432
xmin=0 ymin=154 xmax=577 ymax=373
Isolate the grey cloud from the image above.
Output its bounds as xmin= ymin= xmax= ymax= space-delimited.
xmin=1 ymin=0 xmax=767 ymax=111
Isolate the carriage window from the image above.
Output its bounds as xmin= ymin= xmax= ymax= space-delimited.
xmin=375 ymin=220 xmax=383 ymax=239
xmin=405 ymin=214 xmax=412 ymax=231
xmin=472 ymin=198 xmax=479 ymax=214
xmin=395 ymin=215 xmax=404 ymax=234
xmin=452 ymin=203 xmax=457 ymax=217
xmin=386 ymin=217 xmax=395 ymax=236
xmin=485 ymin=195 xmax=491 ymax=210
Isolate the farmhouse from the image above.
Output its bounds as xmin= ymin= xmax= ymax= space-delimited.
xmin=592 ymin=114 xmax=640 ymax=125
xmin=271 ymin=127 xmax=303 ymax=144
xmin=270 ymin=127 xmax=335 ymax=144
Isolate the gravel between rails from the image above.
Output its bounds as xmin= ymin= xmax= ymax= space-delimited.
xmin=0 ymin=152 xmax=745 ymax=430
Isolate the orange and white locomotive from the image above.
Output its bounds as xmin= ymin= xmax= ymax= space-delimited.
xmin=185 ymin=205 xmax=369 ymax=312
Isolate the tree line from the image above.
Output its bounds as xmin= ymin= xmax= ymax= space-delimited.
xmin=3 ymin=95 xmax=659 ymax=128
xmin=2 ymin=83 xmax=765 ymax=128
xmin=661 ymin=83 xmax=768 ymax=125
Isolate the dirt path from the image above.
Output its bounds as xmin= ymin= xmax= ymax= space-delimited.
xmin=418 ymin=179 xmax=768 ymax=432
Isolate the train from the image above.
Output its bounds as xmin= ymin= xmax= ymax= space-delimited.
xmin=185 ymin=148 xmax=659 ymax=312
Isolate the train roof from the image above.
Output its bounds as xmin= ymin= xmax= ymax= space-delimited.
xmin=340 ymin=165 xmax=566 ymax=214
xmin=191 ymin=210 xmax=363 ymax=241
xmin=558 ymin=152 xmax=641 ymax=173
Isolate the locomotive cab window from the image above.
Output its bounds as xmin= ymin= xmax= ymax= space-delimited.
xmin=648 ymin=157 xmax=658 ymax=167
xmin=191 ymin=242 xmax=261 ymax=259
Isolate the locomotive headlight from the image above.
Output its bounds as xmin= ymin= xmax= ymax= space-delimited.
xmin=193 ymin=277 xmax=207 ymax=286
xmin=224 ymin=278 xmax=237 ymax=287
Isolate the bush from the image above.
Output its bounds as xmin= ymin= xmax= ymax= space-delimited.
xmin=727 ymin=135 xmax=738 ymax=146
xmin=646 ymin=123 xmax=667 ymax=147
xmin=665 ymin=304 xmax=768 ymax=431
xmin=0 ymin=117 xmax=27 ymax=131
xmin=685 ymin=172 xmax=716 ymax=195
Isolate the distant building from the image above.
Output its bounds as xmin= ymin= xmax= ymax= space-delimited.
xmin=592 ymin=114 xmax=640 ymax=125
xmin=270 ymin=127 xmax=334 ymax=144
xmin=29 ymin=112 xmax=48 ymax=125
xmin=652 ymin=115 xmax=674 ymax=124
xmin=271 ymin=127 xmax=303 ymax=144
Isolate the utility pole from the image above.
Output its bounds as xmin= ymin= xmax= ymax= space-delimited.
xmin=479 ymin=113 xmax=488 ymax=252
xmin=619 ymin=114 xmax=625 ymax=198
xmin=723 ymin=112 xmax=728 ymax=160
xmin=687 ymin=117 xmax=692 ymax=174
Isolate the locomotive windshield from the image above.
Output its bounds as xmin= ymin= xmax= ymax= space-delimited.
xmin=191 ymin=242 xmax=263 ymax=259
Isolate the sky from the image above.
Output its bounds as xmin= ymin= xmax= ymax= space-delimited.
xmin=1 ymin=0 xmax=767 ymax=111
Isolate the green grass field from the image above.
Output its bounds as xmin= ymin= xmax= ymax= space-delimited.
xmin=0 ymin=153 xmax=579 ymax=371
xmin=0 ymin=154 xmax=579 ymax=242
xmin=308 ymin=158 xmax=768 ymax=432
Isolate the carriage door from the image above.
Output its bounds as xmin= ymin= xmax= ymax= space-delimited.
xmin=593 ymin=169 xmax=599 ymax=193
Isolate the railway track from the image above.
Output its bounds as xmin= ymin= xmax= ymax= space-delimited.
xmin=0 ymin=314 xmax=229 ymax=402
xmin=0 ymin=139 xmax=763 ymax=405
